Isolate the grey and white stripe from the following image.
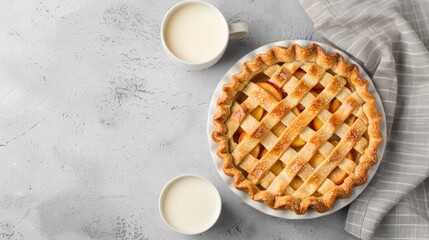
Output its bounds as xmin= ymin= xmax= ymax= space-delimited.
xmin=300 ymin=0 xmax=429 ymax=239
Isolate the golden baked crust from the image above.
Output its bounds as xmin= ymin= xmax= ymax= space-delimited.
xmin=212 ymin=43 xmax=383 ymax=214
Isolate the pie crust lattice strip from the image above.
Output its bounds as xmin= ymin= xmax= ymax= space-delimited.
xmin=212 ymin=43 xmax=383 ymax=214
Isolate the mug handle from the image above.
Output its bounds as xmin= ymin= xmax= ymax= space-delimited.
xmin=228 ymin=23 xmax=249 ymax=39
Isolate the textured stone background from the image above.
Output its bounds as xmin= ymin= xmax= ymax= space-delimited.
xmin=0 ymin=0 xmax=357 ymax=239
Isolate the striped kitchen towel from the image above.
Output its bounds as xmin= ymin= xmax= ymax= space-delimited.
xmin=299 ymin=0 xmax=429 ymax=239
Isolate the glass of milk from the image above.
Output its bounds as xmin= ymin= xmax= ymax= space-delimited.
xmin=161 ymin=0 xmax=249 ymax=70
xmin=159 ymin=175 xmax=222 ymax=234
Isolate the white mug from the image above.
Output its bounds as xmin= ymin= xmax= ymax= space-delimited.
xmin=161 ymin=0 xmax=249 ymax=70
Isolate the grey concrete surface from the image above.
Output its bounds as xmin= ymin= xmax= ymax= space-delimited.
xmin=0 ymin=0 xmax=358 ymax=239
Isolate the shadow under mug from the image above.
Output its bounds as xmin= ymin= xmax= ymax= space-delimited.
xmin=161 ymin=0 xmax=249 ymax=70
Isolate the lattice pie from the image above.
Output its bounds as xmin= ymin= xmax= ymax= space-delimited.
xmin=212 ymin=43 xmax=383 ymax=214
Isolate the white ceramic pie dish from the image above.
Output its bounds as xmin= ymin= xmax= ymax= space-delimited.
xmin=207 ymin=40 xmax=387 ymax=219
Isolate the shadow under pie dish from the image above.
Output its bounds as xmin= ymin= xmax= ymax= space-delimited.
xmin=212 ymin=43 xmax=383 ymax=214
